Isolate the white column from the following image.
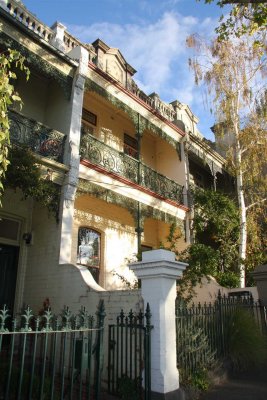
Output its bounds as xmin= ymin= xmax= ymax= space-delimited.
xmin=0 ymin=0 xmax=8 ymax=11
xmin=58 ymin=47 xmax=89 ymax=264
xmin=129 ymin=249 xmax=187 ymax=400
xmin=50 ymin=21 xmax=66 ymax=52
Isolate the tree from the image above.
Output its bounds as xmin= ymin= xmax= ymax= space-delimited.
xmin=198 ymin=1 xmax=267 ymax=42
xmin=0 ymin=49 xmax=29 ymax=200
xmin=163 ymin=189 xmax=241 ymax=299
xmin=187 ymin=35 xmax=267 ymax=287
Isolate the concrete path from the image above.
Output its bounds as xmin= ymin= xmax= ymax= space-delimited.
xmin=201 ymin=379 xmax=267 ymax=400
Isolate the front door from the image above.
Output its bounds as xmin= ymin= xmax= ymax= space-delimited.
xmin=0 ymin=244 xmax=19 ymax=311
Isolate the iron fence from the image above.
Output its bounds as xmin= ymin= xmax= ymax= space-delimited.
xmin=0 ymin=301 xmax=105 ymax=400
xmin=108 ymin=304 xmax=152 ymax=400
xmin=175 ymin=291 xmax=267 ymax=376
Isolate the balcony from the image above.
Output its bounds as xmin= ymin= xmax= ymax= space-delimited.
xmin=80 ymin=132 xmax=184 ymax=205
xmin=9 ymin=110 xmax=66 ymax=163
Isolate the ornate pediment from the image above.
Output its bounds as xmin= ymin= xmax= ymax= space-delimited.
xmin=92 ymin=39 xmax=136 ymax=85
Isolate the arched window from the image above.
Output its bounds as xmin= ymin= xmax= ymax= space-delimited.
xmin=77 ymin=227 xmax=101 ymax=283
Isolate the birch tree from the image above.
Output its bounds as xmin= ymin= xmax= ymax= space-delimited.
xmin=187 ymin=36 xmax=267 ymax=287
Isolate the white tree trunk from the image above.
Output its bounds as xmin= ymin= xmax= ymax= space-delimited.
xmin=235 ymin=136 xmax=247 ymax=288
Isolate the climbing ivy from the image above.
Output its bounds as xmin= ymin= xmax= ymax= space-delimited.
xmin=4 ymin=146 xmax=61 ymax=220
xmin=0 ymin=48 xmax=29 ymax=200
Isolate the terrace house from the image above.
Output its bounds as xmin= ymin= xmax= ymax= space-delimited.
xmin=0 ymin=0 xmax=228 ymax=313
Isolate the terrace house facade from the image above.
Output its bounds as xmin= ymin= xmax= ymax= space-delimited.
xmin=0 ymin=0 xmax=229 ymax=313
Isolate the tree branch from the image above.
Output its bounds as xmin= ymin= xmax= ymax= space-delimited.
xmin=222 ymin=1 xmax=267 ymax=4
xmin=246 ymin=198 xmax=267 ymax=210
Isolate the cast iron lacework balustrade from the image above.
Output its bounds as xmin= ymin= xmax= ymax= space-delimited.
xmin=81 ymin=132 xmax=184 ymax=205
xmin=9 ymin=109 xmax=66 ymax=163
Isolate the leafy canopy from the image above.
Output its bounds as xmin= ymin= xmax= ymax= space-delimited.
xmin=198 ymin=1 xmax=267 ymax=41
xmin=163 ymin=189 xmax=241 ymax=299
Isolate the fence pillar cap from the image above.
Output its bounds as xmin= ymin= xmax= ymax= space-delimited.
xmin=129 ymin=249 xmax=187 ymax=280
xmin=142 ymin=249 xmax=175 ymax=262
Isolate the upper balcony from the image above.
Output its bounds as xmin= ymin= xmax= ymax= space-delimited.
xmin=9 ymin=109 xmax=66 ymax=164
xmin=80 ymin=125 xmax=185 ymax=206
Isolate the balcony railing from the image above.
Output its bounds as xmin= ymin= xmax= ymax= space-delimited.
xmin=80 ymin=132 xmax=184 ymax=205
xmin=9 ymin=110 xmax=66 ymax=163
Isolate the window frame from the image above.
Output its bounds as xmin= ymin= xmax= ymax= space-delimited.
xmin=77 ymin=227 xmax=101 ymax=283
xmin=124 ymin=133 xmax=138 ymax=159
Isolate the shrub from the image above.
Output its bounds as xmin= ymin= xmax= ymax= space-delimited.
xmin=224 ymin=307 xmax=267 ymax=372
xmin=177 ymin=321 xmax=216 ymax=392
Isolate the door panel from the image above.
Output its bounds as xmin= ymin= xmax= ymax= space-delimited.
xmin=0 ymin=244 xmax=19 ymax=311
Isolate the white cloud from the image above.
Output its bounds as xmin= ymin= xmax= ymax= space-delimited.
xmin=66 ymin=11 xmax=217 ymax=138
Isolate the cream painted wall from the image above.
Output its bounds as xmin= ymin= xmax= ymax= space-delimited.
xmin=15 ymin=71 xmax=48 ymax=123
xmin=74 ymin=195 xmax=138 ymax=290
xmin=73 ymin=195 xmax=187 ymax=291
xmin=83 ymin=94 xmax=135 ymax=149
xmin=143 ymin=219 xmax=187 ymax=253
xmin=141 ymin=131 xmax=156 ymax=169
xmin=14 ymin=71 xmax=70 ymax=135
xmin=44 ymin=82 xmax=71 ymax=134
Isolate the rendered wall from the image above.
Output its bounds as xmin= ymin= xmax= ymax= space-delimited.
xmin=73 ymin=195 xmax=138 ymax=290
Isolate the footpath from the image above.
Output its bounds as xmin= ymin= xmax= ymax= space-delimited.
xmin=201 ymin=378 xmax=267 ymax=400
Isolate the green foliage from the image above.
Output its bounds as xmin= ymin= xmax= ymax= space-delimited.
xmin=193 ymin=189 xmax=239 ymax=248
xmin=164 ymin=189 xmax=240 ymax=298
xmin=177 ymin=321 xmax=216 ymax=392
xmin=224 ymin=307 xmax=267 ymax=372
xmin=0 ymin=48 xmax=29 ymax=199
xmin=198 ymin=1 xmax=267 ymax=44
xmin=4 ymin=146 xmax=60 ymax=219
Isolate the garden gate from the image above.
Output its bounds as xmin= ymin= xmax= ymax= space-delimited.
xmin=108 ymin=303 xmax=152 ymax=400
xmin=0 ymin=300 xmax=105 ymax=400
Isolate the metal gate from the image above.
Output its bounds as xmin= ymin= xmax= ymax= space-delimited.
xmin=0 ymin=300 xmax=105 ymax=400
xmin=108 ymin=303 xmax=152 ymax=400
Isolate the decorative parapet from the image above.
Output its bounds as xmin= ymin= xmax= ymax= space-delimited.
xmin=126 ymin=82 xmax=177 ymax=122
xmin=80 ymin=131 xmax=184 ymax=205
xmin=9 ymin=109 xmax=66 ymax=163
xmin=4 ymin=0 xmax=53 ymax=41
xmin=63 ymin=31 xmax=96 ymax=61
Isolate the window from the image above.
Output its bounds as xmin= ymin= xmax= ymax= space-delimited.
xmin=0 ymin=216 xmax=21 ymax=245
xmin=82 ymin=108 xmax=97 ymax=126
xmin=124 ymin=133 xmax=138 ymax=159
xmin=77 ymin=227 xmax=100 ymax=283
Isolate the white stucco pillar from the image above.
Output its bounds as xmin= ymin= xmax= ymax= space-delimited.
xmin=0 ymin=0 xmax=8 ymax=11
xmin=129 ymin=249 xmax=187 ymax=400
xmin=58 ymin=46 xmax=89 ymax=264
xmin=50 ymin=21 xmax=66 ymax=52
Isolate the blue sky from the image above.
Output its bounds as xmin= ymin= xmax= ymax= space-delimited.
xmin=22 ymin=0 xmax=230 ymax=140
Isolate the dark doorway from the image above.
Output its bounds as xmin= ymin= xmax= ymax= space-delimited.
xmin=0 ymin=244 xmax=19 ymax=311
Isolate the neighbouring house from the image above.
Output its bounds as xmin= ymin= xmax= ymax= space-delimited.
xmin=0 ymin=0 xmax=231 ymax=314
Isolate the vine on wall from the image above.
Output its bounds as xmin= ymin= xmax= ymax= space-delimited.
xmin=4 ymin=146 xmax=61 ymax=220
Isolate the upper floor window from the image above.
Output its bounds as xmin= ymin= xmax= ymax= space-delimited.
xmin=77 ymin=227 xmax=100 ymax=282
xmin=82 ymin=108 xmax=97 ymax=126
xmin=124 ymin=133 xmax=138 ymax=159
